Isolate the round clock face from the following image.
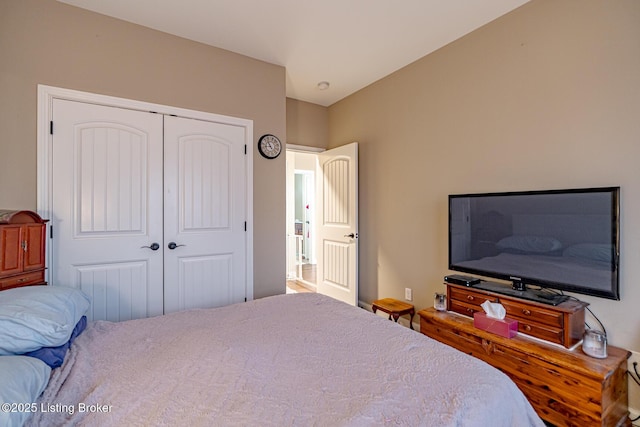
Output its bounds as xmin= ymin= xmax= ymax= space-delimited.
xmin=258 ymin=134 xmax=282 ymax=159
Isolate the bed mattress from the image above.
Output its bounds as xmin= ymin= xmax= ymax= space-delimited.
xmin=28 ymin=293 xmax=543 ymax=426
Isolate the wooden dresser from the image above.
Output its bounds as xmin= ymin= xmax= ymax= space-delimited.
xmin=0 ymin=210 xmax=48 ymax=290
xmin=419 ymin=307 xmax=630 ymax=427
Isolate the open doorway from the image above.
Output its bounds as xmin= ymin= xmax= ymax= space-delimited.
xmin=286 ymin=146 xmax=323 ymax=293
xmin=285 ymin=142 xmax=359 ymax=305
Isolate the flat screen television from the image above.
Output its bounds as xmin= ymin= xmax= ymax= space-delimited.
xmin=448 ymin=187 xmax=620 ymax=304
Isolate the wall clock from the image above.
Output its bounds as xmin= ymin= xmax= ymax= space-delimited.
xmin=258 ymin=134 xmax=282 ymax=159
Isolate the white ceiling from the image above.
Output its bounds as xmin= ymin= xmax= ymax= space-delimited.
xmin=58 ymin=0 xmax=530 ymax=107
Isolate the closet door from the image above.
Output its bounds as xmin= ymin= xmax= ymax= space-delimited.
xmin=51 ymin=99 xmax=164 ymax=321
xmin=163 ymin=116 xmax=247 ymax=313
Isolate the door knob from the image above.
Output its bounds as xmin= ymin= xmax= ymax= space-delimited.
xmin=344 ymin=233 xmax=356 ymax=238
xmin=141 ymin=243 xmax=160 ymax=251
xmin=168 ymin=242 xmax=185 ymax=250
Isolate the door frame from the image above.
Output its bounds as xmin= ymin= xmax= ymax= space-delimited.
xmin=285 ymin=143 xmax=359 ymax=306
xmin=286 ymin=144 xmax=323 ymax=288
xmin=36 ymin=85 xmax=254 ymax=301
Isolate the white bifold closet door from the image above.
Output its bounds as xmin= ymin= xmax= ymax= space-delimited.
xmin=51 ymin=99 xmax=247 ymax=321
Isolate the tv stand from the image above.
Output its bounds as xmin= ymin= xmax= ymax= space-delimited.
xmin=473 ymin=280 xmax=569 ymax=306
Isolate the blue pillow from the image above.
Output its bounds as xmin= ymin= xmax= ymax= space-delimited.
xmin=0 ymin=286 xmax=90 ymax=355
xmin=0 ymin=356 xmax=51 ymax=427
xmin=23 ymin=316 xmax=87 ymax=368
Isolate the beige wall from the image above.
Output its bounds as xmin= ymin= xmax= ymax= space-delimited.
xmin=329 ymin=0 xmax=640 ymax=353
xmin=0 ymin=0 xmax=286 ymax=298
xmin=286 ymin=98 xmax=329 ymax=149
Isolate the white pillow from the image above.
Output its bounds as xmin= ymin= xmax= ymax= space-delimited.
xmin=0 ymin=355 xmax=51 ymax=427
xmin=0 ymin=285 xmax=90 ymax=355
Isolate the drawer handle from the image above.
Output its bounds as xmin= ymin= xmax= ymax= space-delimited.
xmin=523 ymin=324 xmax=532 ymax=332
xmin=17 ymin=278 xmax=27 ymax=283
xmin=522 ymin=309 xmax=531 ymax=316
xmin=467 ymin=295 xmax=475 ymax=301
xmin=466 ymin=308 xmax=474 ymax=314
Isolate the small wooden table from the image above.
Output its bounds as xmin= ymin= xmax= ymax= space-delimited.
xmin=372 ymin=298 xmax=415 ymax=330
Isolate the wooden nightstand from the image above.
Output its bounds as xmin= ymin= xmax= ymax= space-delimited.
xmin=372 ymin=298 xmax=415 ymax=330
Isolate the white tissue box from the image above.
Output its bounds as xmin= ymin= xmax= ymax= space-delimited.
xmin=473 ymin=312 xmax=518 ymax=338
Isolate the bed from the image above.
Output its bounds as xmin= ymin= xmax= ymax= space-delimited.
xmin=1 ymin=285 xmax=544 ymax=427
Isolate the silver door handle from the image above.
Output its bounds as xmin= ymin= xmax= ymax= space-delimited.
xmin=344 ymin=233 xmax=356 ymax=238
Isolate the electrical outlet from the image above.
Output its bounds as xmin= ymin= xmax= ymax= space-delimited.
xmin=405 ymin=288 xmax=412 ymax=301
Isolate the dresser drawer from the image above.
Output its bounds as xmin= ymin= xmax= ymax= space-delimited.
xmin=449 ymin=286 xmax=496 ymax=307
xmin=0 ymin=270 xmax=45 ymax=290
xmin=517 ymin=320 xmax=564 ymax=345
xmin=501 ymin=298 xmax=564 ymax=328
xmin=448 ymin=299 xmax=482 ymax=317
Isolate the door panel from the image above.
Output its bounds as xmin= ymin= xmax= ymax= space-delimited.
xmin=51 ymin=99 xmax=164 ymax=321
xmin=76 ymin=261 xmax=150 ymax=322
xmin=163 ymin=116 xmax=246 ymax=313
xmin=0 ymin=226 xmax=22 ymax=275
xmin=316 ymin=143 xmax=358 ymax=306
xmin=23 ymin=224 xmax=46 ymax=271
xmin=177 ymin=254 xmax=233 ymax=309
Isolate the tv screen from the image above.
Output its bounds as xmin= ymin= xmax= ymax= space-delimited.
xmin=448 ymin=187 xmax=620 ymax=300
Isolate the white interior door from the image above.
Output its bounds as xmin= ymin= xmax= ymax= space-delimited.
xmin=51 ymin=99 xmax=164 ymax=321
xmin=163 ymin=116 xmax=247 ymax=313
xmin=316 ymin=143 xmax=358 ymax=306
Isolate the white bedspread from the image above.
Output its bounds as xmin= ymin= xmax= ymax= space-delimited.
xmin=29 ymin=293 xmax=543 ymax=426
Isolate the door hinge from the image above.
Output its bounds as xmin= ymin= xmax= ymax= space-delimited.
xmin=244 ymin=144 xmax=247 ymax=155
xmin=245 ymin=297 xmax=247 ymax=302
xmin=49 ymin=225 xmax=53 ymax=239
xmin=49 ymin=121 xmax=53 ymax=135
xmin=244 ymin=221 xmax=247 ymax=231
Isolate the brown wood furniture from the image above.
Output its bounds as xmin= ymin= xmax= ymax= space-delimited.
xmin=0 ymin=210 xmax=48 ymax=291
xmin=372 ymin=298 xmax=415 ymax=330
xmin=446 ymin=282 xmax=589 ymax=348
xmin=419 ymin=307 xmax=630 ymax=427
